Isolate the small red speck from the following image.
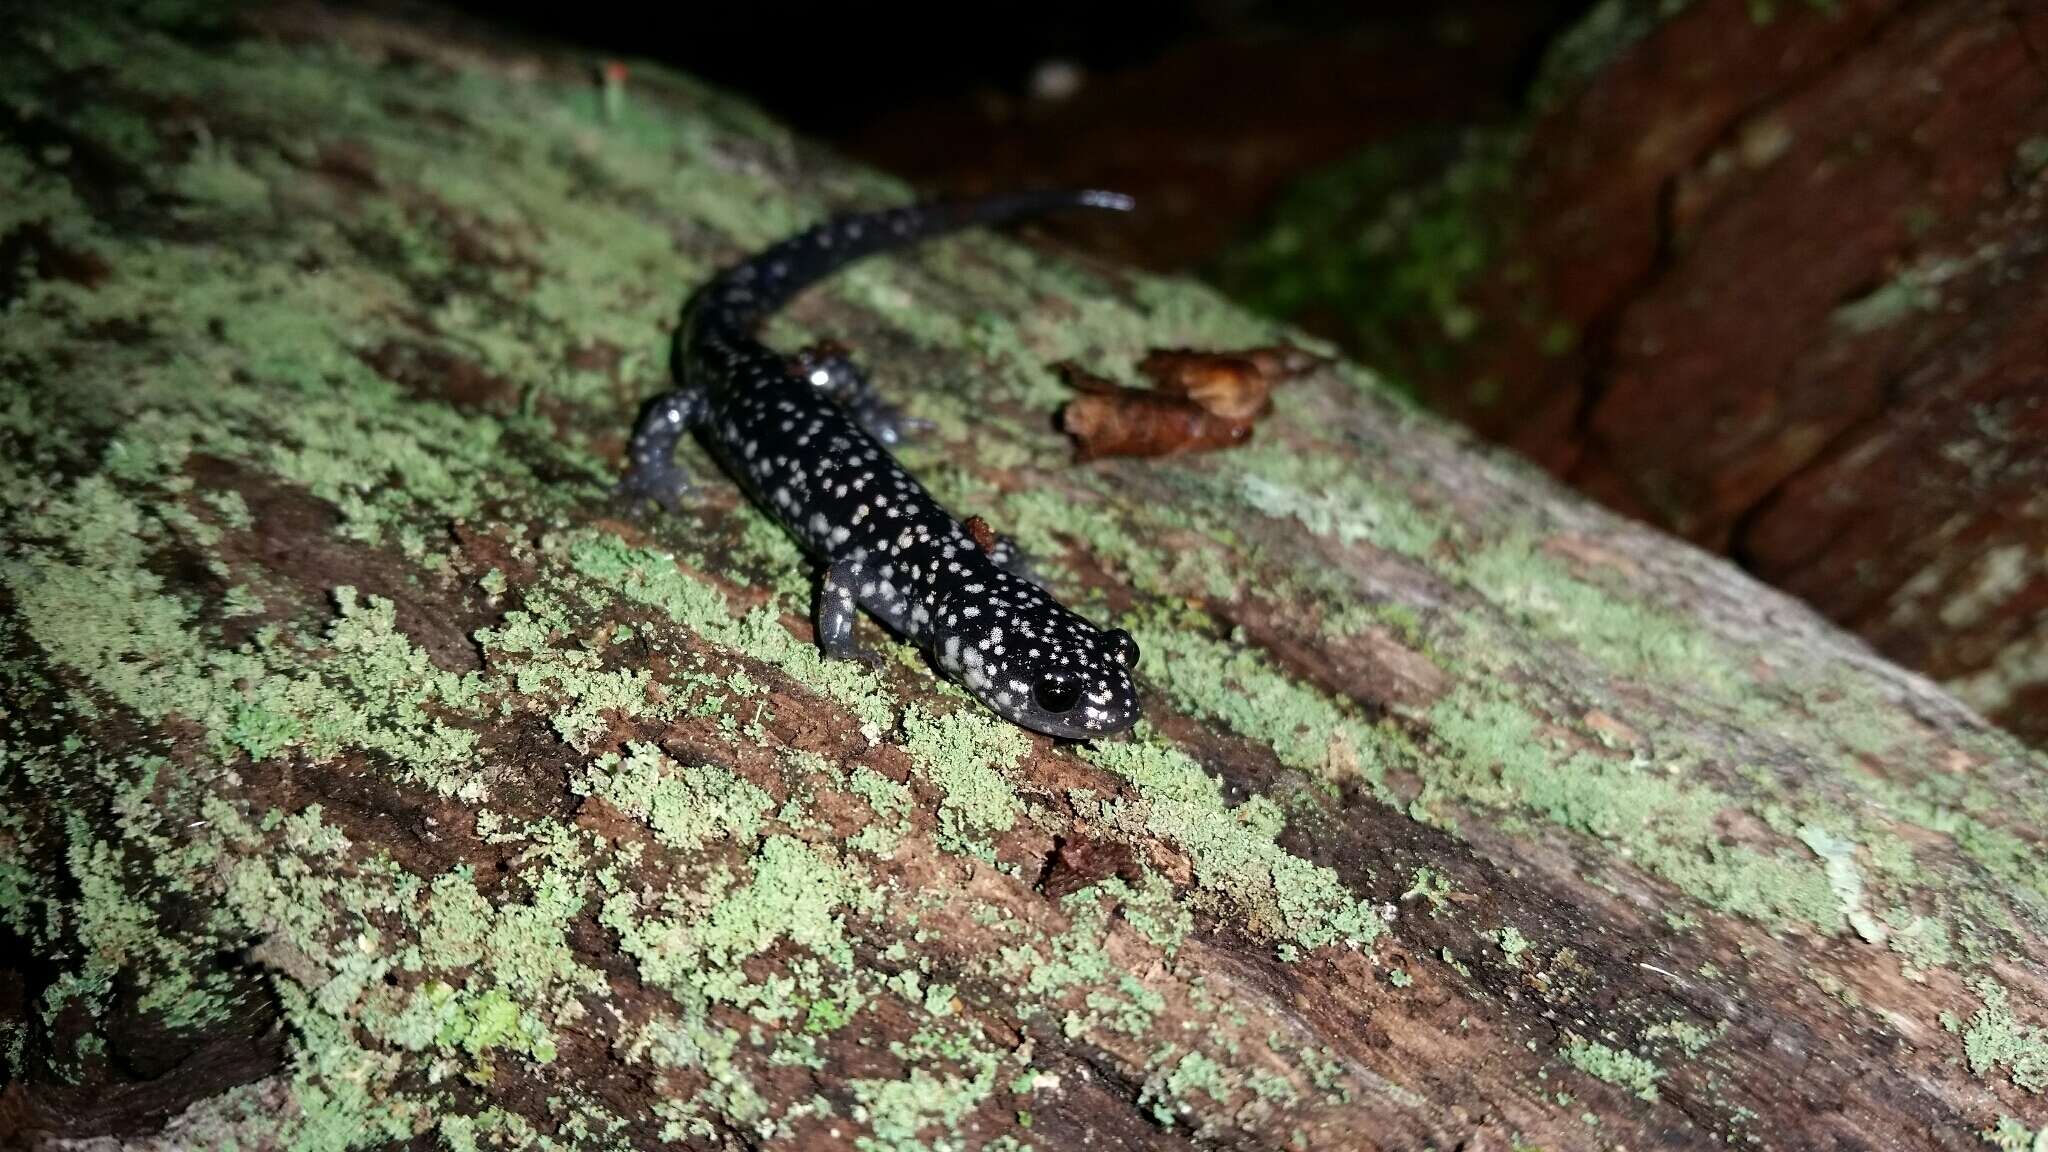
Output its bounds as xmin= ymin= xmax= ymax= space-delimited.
xmin=963 ymin=516 xmax=998 ymax=554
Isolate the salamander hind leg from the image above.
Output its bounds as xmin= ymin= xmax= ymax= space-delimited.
xmin=963 ymin=515 xmax=1048 ymax=588
xmin=986 ymin=534 xmax=1048 ymax=588
xmin=817 ymin=556 xmax=886 ymax=669
xmin=792 ymin=341 xmax=933 ymax=447
xmin=617 ymin=385 xmax=710 ymax=511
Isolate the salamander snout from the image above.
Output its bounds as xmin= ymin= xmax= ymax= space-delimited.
xmin=1009 ymin=629 xmax=1141 ymax=739
xmin=935 ymin=583 xmax=1141 ymax=740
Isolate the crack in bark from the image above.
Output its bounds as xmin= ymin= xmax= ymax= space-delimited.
xmin=1564 ymin=0 xmax=1921 ymax=538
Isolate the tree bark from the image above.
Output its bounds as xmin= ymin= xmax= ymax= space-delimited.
xmin=1246 ymin=0 xmax=2048 ymax=748
xmin=2 ymin=3 xmax=2045 ymax=1150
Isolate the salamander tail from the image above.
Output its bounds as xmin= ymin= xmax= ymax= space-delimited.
xmin=684 ymin=190 xmax=1135 ymax=347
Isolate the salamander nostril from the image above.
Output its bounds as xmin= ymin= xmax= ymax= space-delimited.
xmin=1033 ymin=675 xmax=1081 ymax=713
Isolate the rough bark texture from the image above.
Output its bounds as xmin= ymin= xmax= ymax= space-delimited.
xmin=1253 ymin=0 xmax=2048 ymax=746
xmin=2 ymin=3 xmax=2047 ymax=1151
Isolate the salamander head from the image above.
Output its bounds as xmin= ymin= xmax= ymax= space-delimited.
xmin=933 ymin=570 xmax=1140 ymax=740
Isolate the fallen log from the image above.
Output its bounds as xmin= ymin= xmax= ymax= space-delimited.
xmin=1 ymin=4 xmax=2043 ymax=1149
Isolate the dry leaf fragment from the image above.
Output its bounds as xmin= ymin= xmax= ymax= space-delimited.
xmin=1137 ymin=344 xmax=1325 ymax=421
xmin=1054 ymin=344 xmax=1321 ymax=461
xmin=1055 ymin=361 xmax=1254 ymax=461
xmin=962 ymin=514 xmax=999 ymax=554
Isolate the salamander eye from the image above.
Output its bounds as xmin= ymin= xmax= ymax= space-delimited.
xmin=1105 ymin=629 xmax=1139 ymax=670
xmin=1033 ymin=674 xmax=1081 ymax=713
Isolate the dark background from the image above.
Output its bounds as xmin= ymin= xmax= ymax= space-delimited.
xmin=439 ymin=1 xmax=1587 ymax=268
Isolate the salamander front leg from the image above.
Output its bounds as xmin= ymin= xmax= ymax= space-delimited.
xmin=792 ymin=341 xmax=934 ymax=447
xmin=618 ymin=384 xmax=710 ymax=511
xmin=817 ymin=556 xmax=885 ymax=669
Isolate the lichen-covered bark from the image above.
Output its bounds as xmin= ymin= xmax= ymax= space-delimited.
xmin=2 ymin=4 xmax=2045 ymax=1150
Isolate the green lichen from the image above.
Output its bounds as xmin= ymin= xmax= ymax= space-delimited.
xmin=1832 ymin=259 xmax=1962 ymax=333
xmin=1084 ymin=738 xmax=1381 ymax=954
xmin=1230 ymin=448 xmax=1443 ymax=560
xmin=1962 ymin=980 xmax=2048 ymax=1093
xmin=3 ymin=475 xmax=487 ymax=795
xmin=1425 ymin=685 xmax=1842 ymax=931
xmin=575 ymin=742 xmax=772 ymax=853
xmin=566 ymin=532 xmax=900 ymax=736
xmin=1798 ymin=823 xmax=1886 ymax=943
xmin=1886 ymin=913 xmax=1955 ymax=978
xmin=1144 ymin=1047 xmax=1233 ymax=1128
xmin=1982 ymin=1115 xmax=2048 ymax=1152
xmin=1493 ymin=925 xmax=1531 ymax=967
xmin=899 ymin=705 xmax=1028 ymax=856
xmin=1457 ymin=534 xmax=1745 ymax=701
xmin=1133 ymin=616 xmax=1389 ymax=790
xmin=1563 ymin=1037 xmax=1664 ymax=1102
xmin=1400 ymin=868 xmax=1458 ymax=916
xmin=850 ymin=1057 xmax=1000 ymax=1152
xmin=846 ymin=766 xmax=915 ymax=859
xmin=1642 ymin=1019 xmax=1721 ymax=1058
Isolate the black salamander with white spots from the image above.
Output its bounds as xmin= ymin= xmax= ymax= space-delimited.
xmin=621 ymin=191 xmax=1142 ymax=739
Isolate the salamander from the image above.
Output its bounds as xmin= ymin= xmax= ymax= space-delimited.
xmin=620 ymin=190 xmax=1142 ymax=740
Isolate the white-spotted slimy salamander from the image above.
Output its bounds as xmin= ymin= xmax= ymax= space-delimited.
xmin=621 ymin=191 xmax=1142 ymax=739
